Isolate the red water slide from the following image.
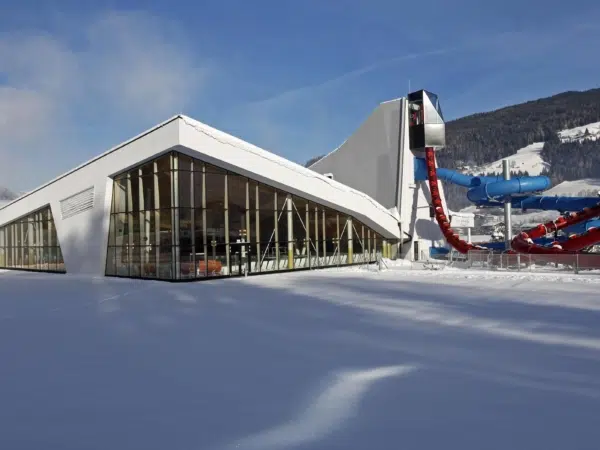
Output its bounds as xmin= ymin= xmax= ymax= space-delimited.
xmin=424 ymin=147 xmax=600 ymax=255
xmin=425 ymin=147 xmax=484 ymax=253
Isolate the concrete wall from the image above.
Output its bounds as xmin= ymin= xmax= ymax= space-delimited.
xmin=309 ymin=100 xmax=403 ymax=210
xmin=309 ymin=96 xmax=449 ymax=261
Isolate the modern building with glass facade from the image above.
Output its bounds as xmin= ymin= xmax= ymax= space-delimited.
xmin=0 ymin=113 xmax=405 ymax=280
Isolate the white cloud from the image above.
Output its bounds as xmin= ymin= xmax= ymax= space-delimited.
xmin=0 ymin=11 xmax=210 ymax=191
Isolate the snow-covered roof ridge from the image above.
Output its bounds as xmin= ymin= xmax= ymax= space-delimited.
xmin=179 ymin=115 xmax=400 ymax=222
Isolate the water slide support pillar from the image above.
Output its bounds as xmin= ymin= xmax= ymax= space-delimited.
xmin=503 ymin=159 xmax=513 ymax=250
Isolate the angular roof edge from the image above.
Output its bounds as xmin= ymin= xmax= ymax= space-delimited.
xmin=0 ymin=115 xmax=182 ymax=211
xmin=308 ymin=97 xmax=403 ymax=168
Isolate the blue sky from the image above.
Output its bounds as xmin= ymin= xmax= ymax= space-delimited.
xmin=1 ymin=0 xmax=600 ymax=191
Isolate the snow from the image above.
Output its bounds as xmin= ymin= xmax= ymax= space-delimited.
xmin=2 ymin=268 xmax=600 ymax=449
xmin=455 ymin=122 xmax=600 ymax=226
xmin=459 ymin=121 xmax=600 ymax=179
xmin=546 ymin=178 xmax=600 ymax=196
xmin=558 ymin=121 xmax=600 ymax=143
xmin=465 ymin=142 xmax=548 ymax=176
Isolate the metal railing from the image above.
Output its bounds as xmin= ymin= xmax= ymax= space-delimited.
xmin=462 ymin=249 xmax=600 ymax=274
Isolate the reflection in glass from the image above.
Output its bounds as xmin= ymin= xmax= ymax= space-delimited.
xmin=0 ymin=205 xmax=65 ymax=273
xmin=102 ymin=151 xmax=383 ymax=280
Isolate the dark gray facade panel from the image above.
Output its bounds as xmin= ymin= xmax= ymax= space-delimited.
xmin=309 ymin=100 xmax=402 ymax=210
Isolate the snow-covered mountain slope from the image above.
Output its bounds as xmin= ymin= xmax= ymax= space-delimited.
xmin=558 ymin=121 xmax=600 ymax=143
xmin=462 ymin=142 xmax=548 ymax=176
xmin=459 ymin=122 xmax=600 ymax=178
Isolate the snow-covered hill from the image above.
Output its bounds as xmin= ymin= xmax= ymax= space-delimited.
xmin=558 ymin=121 xmax=600 ymax=143
xmin=459 ymin=121 xmax=600 ymax=178
xmin=462 ymin=142 xmax=548 ymax=176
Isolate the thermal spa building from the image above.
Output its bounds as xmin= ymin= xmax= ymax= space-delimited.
xmin=0 ymin=92 xmax=448 ymax=280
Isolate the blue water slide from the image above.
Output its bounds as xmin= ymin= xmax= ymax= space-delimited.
xmin=564 ymin=219 xmax=600 ymax=235
xmin=516 ymin=196 xmax=600 ymax=211
xmin=414 ymin=157 xmax=600 ymax=213
xmin=466 ymin=177 xmax=551 ymax=203
xmin=414 ymin=157 xmax=552 ymax=203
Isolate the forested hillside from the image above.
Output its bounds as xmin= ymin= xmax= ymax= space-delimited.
xmin=438 ymin=88 xmax=600 ymax=172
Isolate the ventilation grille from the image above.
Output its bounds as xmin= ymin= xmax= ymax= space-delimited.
xmin=60 ymin=186 xmax=95 ymax=219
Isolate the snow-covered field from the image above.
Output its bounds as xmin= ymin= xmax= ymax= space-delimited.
xmin=464 ymin=142 xmax=548 ymax=176
xmin=2 ymin=267 xmax=600 ymax=449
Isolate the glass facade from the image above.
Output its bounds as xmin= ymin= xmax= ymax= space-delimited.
xmin=105 ymin=151 xmax=383 ymax=280
xmin=0 ymin=205 xmax=65 ymax=272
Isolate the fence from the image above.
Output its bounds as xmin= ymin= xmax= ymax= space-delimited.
xmin=459 ymin=250 xmax=600 ymax=274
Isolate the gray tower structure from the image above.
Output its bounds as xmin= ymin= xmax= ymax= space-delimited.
xmin=309 ymin=90 xmax=451 ymax=261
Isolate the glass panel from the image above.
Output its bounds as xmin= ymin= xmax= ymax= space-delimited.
xmin=105 ymin=247 xmax=117 ymax=275
xmin=179 ymin=208 xmax=193 ymax=248
xmin=179 ymin=208 xmax=196 ymax=278
xmin=158 ymin=209 xmax=173 ymax=247
xmin=205 ymin=163 xmax=227 ymax=174
xmin=179 ymin=169 xmax=193 ymax=208
xmin=130 ymin=248 xmax=141 ymax=278
xmin=0 ymin=206 xmax=65 ymax=272
xmin=142 ymin=247 xmax=157 ymax=278
xmin=130 ymin=212 xmax=141 ymax=248
xmin=157 ymin=246 xmax=173 ymax=279
xmin=113 ymin=177 xmax=128 ymax=213
xmin=353 ymin=220 xmax=365 ymax=262
xmin=56 ymin=246 xmax=64 ymax=272
xmin=179 ymin=154 xmax=192 ymax=171
xmin=128 ymin=172 xmax=140 ymax=213
xmin=258 ymin=184 xmax=275 ymax=210
xmin=140 ymin=211 xmax=155 ymax=248
xmin=324 ymin=208 xmax=338 ymax=266
xmin=205 ymin=209 xmax=226 ymax=276
xmin=193 ymin=168 xmax=203 ymax=209
xmin=156 ymin=172 xmax=172 ymax=209
xmin=115 ymin=245 xmax=129 ymax=276
xmin=193 ymin=209 xmax=205 ymax=277
xmin=205 ymin=172 xmax=225 ymax=209
xmin=0 ymin=228 xmax=4 ymax=267
xmin=47 ymin=247 xmax=56 ymax=271
xmin=140 ymin=175 xmax=155 ymax=210
xmin=257 ymin=207 xmax=276 ymax=272
xmin=155 ymin=153 xmax=172 ymax=172
xmin=114 ymin=213 xmax=128 ymax=247
xmin=228 ymin=174 xmax=247 ymax=245
xmin=292 ymin=197 xmax=309 ymax=268
xmin=339 ymin=216 xmax=349 ymax=265
xmin=140 ymin=162 xmax=153 ymax=177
